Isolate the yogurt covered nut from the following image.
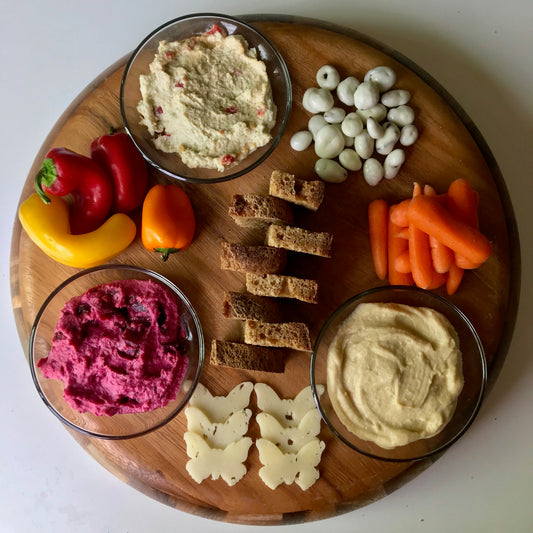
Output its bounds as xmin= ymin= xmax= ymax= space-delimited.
xmin=381 ymin=89 xmax=411 ymax=107
xmin=366 ymin=117 xmax=384 ymax=139
xmin=356 ymin=103 xmax=387 ymax=124
xmin=341 ymin=112 xmax=364 ymax=137
xmin=354 ymin=130 xmax=374 ymax=160
xmin=354 ymin=80 xmax=380 ymax=110
xmin=363 ymin=158 xmax=384 ymax=186
xmin=400 ymin=124 xmax=419 ymax=146
xmin=315 ymin=158 xmax=348 ymax=183
xmin=375 ymin=122 xmax=400 ymax=155
xmin=364 ymin=65 xmax=397 ymax=92
xmin=302 ymin=87 xmax=334 ymax=113
xmin=290 ymin=130 xmax=313 ymax=151
xmin=314 ymin=124 xmax=345 ymax=159
xmin=316 ymin=65 xmax=341 ymax=90
xmin=308 ymin=114 xmax=328 ymax=140
xmin=338 ymin=149 xmax=362 ymax=171
xmin=336 ymin=76 xmax=360 ymax=106
xmin=387 ymin=105 xmax=415 ymax=127
xmin=383 ymin=148 xmax=406 ymax=179
xmin=324 ymin=107 xmax=346 ymax=124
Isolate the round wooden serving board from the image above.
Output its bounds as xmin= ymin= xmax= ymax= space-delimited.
xmin=10 ymin=16 xmax=520 ymax=525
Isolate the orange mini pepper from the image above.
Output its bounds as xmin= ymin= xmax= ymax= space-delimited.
xmin=141 ymin=183 xmax=196 ymax=261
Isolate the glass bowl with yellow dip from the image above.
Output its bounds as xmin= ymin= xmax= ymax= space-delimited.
xmin=310 ymin=285 xmax=487 ymax=462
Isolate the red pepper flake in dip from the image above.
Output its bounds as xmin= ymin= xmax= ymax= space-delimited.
xmin=137 ymin=30 xmax=276 ymax=172
xmin=38 ymin=279 xmax=189 ymax=416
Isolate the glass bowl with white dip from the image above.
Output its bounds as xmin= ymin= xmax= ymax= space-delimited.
xmin=120 ymin=13 xmax=292 ymax=183
xmin=29 ymin=264 xmax=204 ymax=439
xmin=310 ymin=285 xmax=487 ymax=462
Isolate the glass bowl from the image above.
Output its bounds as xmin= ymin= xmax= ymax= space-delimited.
xmin=29 ymin=264 xmax=204 ymax=439
xmin=120 ymin=13 xmax=292 ymax=184
xmin=310 ymin=285 xmax=487 ymax=462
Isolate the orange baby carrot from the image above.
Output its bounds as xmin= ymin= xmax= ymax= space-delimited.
xmin=446 ymin=262 xmax=464 ymax=295
xmin=407 ymin=195 xmax=492 ymax=268
xmin=408 ymin=221 xmax=435 ymax=289
xmin=394 ymin=249 xmax=412 ymax=274
xmin=388 ymin=216 xmax=414 ymax=286
xmin=389 ymin=199 xmax=410 ymax=227
xmin=447 ymin=178 xmax=481 ymax=269
xmin=368 ymin=199 xmax=389 ymax=280
xmin=424 ymin=184 xmax=454 ymax=273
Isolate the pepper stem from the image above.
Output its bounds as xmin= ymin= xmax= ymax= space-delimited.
xmin=154 ymin=247 xmax=181 ymax=261
xmin=34 ymin=158 xmax=58 ymax=204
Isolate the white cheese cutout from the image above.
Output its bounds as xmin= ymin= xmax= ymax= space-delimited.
xmin=254 ymin=383 xmax=324 ymax=427
xmin=184 ymin=431 xmax=253 ymax=486
xmin=189 ymin=382 xmax=253 ymax=422
xmin=256 ymin=410 xmax=322 ymax=454
xmin=185 ymin=406 xmax=252 ymax=448
xmin=256 ymin=438 xmax=325 ymax=490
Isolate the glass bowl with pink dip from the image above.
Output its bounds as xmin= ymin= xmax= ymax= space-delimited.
xmin=29 ymin=264 xmax=204 ymax=439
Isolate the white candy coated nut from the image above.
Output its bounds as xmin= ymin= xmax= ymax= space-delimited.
xmin=344 ymin=134 xmax=354 ymax=147
xmin=381 ymin=89 xmax=411 ymax=107
xmin=341 ymin=112 xmax=364 ymax=137
xmin=302 ymin=87 xmax=334 ymax=113
xmin=336 ymin=76 xmax=360 ymax=106
xmin=315 ymin=158 xmax=348 ymax=183
xmin=400 ymin=124 xmax=419 ymax=146
xmin=290 ymin=130 xmax=313 ymax=151
xmin=383 ymin=149 xmax=406 ymax=179
xmin=338 ymin=149 xmax=362 ymax=171
xmin=363 ymin=158 xmax=384 ymax=186
xmin=366 ymin=117 xmax=384 ymax=139
xmin=354 ymin=80 xmax=380 ymax=110
xmin=364 ymin=66 xmax=397 ymax=92
xmin=324 ymin=107 xmax=346 ymax=124
xmin=316 ymin=65 xmax=340 ymax=90
xmin=308 ymin=114 xmax=328 ymax=139
xmin=375 ymin=122 xmax=400 ymax=155
xmin=356 ymin=103 xmax=387 ymax=124
xmin=387 ymin=105 xmax=415 ymax=127
xmin=354 ymin=130 xmax=375 ymax=159
xmin=314 ymin=124 xmax=345 ymax=159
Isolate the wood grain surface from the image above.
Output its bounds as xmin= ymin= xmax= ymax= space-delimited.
xmin=10 ymin=18 xmax=518 ymax=525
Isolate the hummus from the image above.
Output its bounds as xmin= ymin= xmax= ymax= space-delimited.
xmin=327 ymin=302 xmax=463 ymax=449
xmin=38 ymin=279 xmax=188 ymax=416
xmin=137 ymin=27 xmax=276 ymax=171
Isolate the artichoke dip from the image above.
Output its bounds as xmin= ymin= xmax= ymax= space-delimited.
xmin=137 ymin=26 xmax=276 ymax=171
xmin=327 ymin=302 xmax=464 ymax=449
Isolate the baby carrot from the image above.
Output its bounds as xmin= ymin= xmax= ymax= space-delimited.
xmin=368 ymin=199 xmax=389 ymax=280
xmin=446 ymin=262 xmax=464 ymax=295
xmin=394 ymin=249 xmax=412 ymax=274
xmin=388 ymin=216 xmax=414 ymax=286
xmin=407 ymin=195 xmax=492 ymax=268
xmin=447 ymin=178 xmax=481 ymax=269
xmin=424 ymin=184 xmax=454 ymax=273
xmin=408 ymin=221 xmax=435 ymax=289
xmin=389 ymin=199 xmax=410 ymax=227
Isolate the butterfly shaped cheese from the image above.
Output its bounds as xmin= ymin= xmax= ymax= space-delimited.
xmin=189 ymin=382 xmax=253 ymax=422
xmin=254 ymin=383 xmax=324 ymax=427
xmin=256 ymin=410 xmax=321 ymax=454
xmin=256 ymin=438 xmax=325 ymax=490
xmin=184 ymin=431 xmax=253 ymax=486
xmin=185 ymin=406 xmax=251 ymax=448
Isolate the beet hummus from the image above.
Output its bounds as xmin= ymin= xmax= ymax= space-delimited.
xmin=38 ymin=279 xmax=189 ymax=416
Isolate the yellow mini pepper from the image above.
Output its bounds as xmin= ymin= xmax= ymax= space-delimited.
xmin=18 ymin=193 xmax=137 ymax=268
xmin=141 ymin=183 xmax=196 ymax=261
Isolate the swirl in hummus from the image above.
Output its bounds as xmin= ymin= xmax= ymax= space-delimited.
xmin=137 ymin=26 xmax=276 ymax=171
xmin=327 ymin=302 xmax=464 ymax=449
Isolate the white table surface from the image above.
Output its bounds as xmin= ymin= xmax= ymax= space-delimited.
xmin=1 ymin=1 xmax=531 ymax=532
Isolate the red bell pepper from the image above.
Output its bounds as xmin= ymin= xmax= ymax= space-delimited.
xmin=90 ymin=132 xmax=149 ymax=213
xmin=34 ymin=147 xmax=113 ymax=235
